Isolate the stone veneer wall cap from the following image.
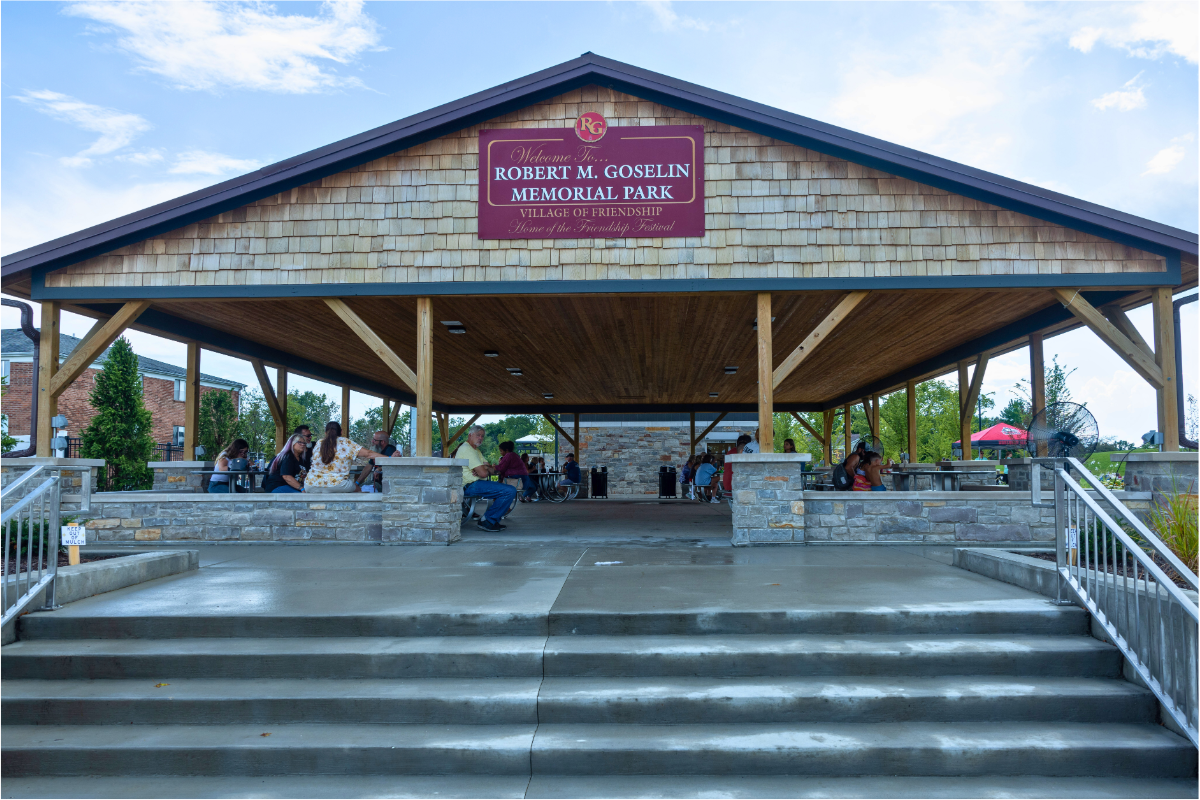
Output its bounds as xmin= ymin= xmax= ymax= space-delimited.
xmin=1112 ymin=452 xmax=1199 ymax=463
xmin=2 ymin=457 xmax=106 ymax=467
xmin=89 ymin=491 xmax=383 ymax=502
xmin=726 ymin=453 xmax=810 ymax=463
xmin=147 ymin=461 xmax=213 ymax=468
xmin=375 ymin=457 xmax=468 ymax=466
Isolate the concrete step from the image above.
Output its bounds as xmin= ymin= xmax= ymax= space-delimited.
xmin=0 ymin=637 xmax=546 ymax=680
xmin=543 ymin=634 xmax=1122 ymax=677
xmin=549 ymin=602 xmax=1089 ymax=636
xmin=535 ymin=676 xmax=1156 ymax=724
xmin=5 ymin=775 xmax=1198 ymax=799
xmin=0 ymin=724 xmax=536 ymax=777
xmin=529 ymin=722 xmax=1196 ymax=777
xmin=1 ymin=675 xmax=1154 ymax=726
xmin=0 ymin=678 xmax=541 ymax=725
xmin=523 ymin=775 xmax=1200 ymax=799
xmin=17 ymin=612 xmax=547 ymax=640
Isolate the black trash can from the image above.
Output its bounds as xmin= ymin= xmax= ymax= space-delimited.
xmin=658 ymin=465 xmax=677 ymax=498
xmin=591 ymin=466 xmax=608 ymax=498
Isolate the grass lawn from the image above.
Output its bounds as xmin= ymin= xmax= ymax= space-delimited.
xmin=1085 ymin=448 xmax=1160 ymax=475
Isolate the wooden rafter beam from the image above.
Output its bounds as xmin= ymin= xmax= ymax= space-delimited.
xmin=446 ymin=413 xmax=481 ymax=449
xmin=790 ymin=411 xmax=824 ymax=446
xmin=772 ymin=291 xmax=869 ymax=391
xmin=49 ymin=300 xmax=151 ymax=397
xmin=325 ymin=298 xmax=417 ymax=393
xmin=690 ymin=412 xmax=729 ymax=447
xmin=250 ymin=359 xmax=285 ymax=428
xmin=962 ymin=354 xmax=990 ymax=419
xmin=542 ymin=413 xmax=577 ymax=449
xmin=1053 ymin=289 xmax=1163 ymax=389
xmin=387 ymin=401 xmax=402 ymax=436
xmin=1101 ymin=304 xmax=1155 ymax=363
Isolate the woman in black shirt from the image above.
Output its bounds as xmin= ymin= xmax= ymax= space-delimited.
xmin=263 ymin=435 xmax=311 ymax=493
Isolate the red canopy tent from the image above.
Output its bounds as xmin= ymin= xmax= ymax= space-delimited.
xmin=954 ymin=423 xmax=1028 ymax=451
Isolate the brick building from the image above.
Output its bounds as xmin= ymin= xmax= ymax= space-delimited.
xmin=2 ymin=329 xmax=243 ymax=448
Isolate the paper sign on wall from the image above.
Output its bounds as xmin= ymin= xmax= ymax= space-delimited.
xmin=61 ymin=525 xmax=86 ymax=546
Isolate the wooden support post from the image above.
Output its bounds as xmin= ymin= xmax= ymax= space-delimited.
xmin=49 ymin=300 xmax=152 ymax=397
xmin=872 ymin=395 xmax=880 ymax=440
xmin=756 ymin=293 xmax=774 ymax=453
xmin=387 ymin=401 xmax=402 ymax=439
xmin=415 ymin=298 xmax=433 ymax=457
xmin=958 ymin=361 xmax=971 ymax=461
xmin=250 ymin=359 xmax=285 ymax=442
xmin=691 ymin=412 xmax=729 ymax=451
xmin=275 ymin=368 xmax=288 ymax=453
xmin=36 ymin=302 xmax=60 ymax=457
xmin=437 ymin=412 xmax=448 ymax=455
xmin=842 ymin=404 xmax=851 ymax=458
xmin=906 ymin=379 xmax=918 ymax=463
xmin=183 ymin=342 xmax=201 ymax=459
xmin=1029 ymin=332 xmax=1046 ymax=456
xmin=341 ymin=386 xmax=351 ymax=435
xmin=822 ymin=410 xmax=834 ymax=466
xmin=382 ymin=398 xmax=391 ymax=437
xmin=574 ymin=413 xmax=580 ymax=458
xmin=689 ymin=412 xmax=696 ymax=457
xmin=1152 ymin=287 xmax=1180 ymax=451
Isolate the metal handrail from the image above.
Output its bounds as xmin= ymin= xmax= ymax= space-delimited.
xmin=2 ymin=466 xmax=46 ymax=498
xmin=2 ymin=475 xmax=62 ymax=627
xmin=1038 ymin=457 xmax=1198 ymax=747
xmin=1066 ymin=456 xmax=1198 ymax=591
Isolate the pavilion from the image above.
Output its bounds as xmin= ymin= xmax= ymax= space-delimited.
xmin=2 ymin=53 xmax=1195 ymax=471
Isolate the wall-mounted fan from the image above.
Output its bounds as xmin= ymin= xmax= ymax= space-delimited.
xmin=1025 ymin=402 xmax=1100 ymax=462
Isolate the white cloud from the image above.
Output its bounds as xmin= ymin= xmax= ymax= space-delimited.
xmin=65 ymin=0 xmax=383 ymax=94
xmin=115 ymin=149 xmax=165 ymax=165
xmin=1 ymin=167 xmax=214 ymax=255
xmin=1142 ymin=133 xmax=1195 ymax=176
xmin=12 ymin=90 xmax=151 ymax=166
xmin=642 ymin=1 xmax=711 ymax=32
xmin=1070 ymin=1 xmax=1198 ymax=63
xmin=169 ymin=150 xmax=261 ymax=175
xmin=1091 ymin=73 xmax=1147 ymax=111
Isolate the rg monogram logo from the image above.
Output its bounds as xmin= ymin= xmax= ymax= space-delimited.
xmin=575 ymin=112 xmax=607 ymax=142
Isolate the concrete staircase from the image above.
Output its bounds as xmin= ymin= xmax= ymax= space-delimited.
xmin=2 ymin=604 xmax=1196 ymax=798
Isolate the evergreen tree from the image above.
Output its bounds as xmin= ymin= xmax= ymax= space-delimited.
xmin=236 ymin=389 xmax=276 ymax=455
xmin=80 ymin=337 xmax=155 ymax=491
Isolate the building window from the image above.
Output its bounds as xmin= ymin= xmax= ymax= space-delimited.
xmin=175 ymin=380 xmax=185 ymax=402
xmin=173 ymin=426 xmax=185 ymax=447
xmin=0 ymin=361 xmax=8 ymax=382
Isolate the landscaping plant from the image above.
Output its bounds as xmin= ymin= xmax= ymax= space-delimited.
xmin=1147 ymin=481 xmax=1198 ymax=574
xmin=79 ymin=337 xmax=155 ymax=491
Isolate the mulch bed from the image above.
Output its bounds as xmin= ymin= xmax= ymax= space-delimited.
xmin=5 ymin=552 xmax=124 ymax=574
xmin=1016 ymin=550 xmax=1194 ymax=590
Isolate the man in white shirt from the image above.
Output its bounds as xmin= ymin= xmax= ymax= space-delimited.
xmin=457 ymin=425 xmax=517 ymax=532
xmin=741 ymin=428 xmax=760 ymax=454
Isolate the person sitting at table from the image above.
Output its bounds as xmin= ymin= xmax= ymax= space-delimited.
xmin=681 ymin=455 xmax=695 ymax=498
xmin=783 ymin=438 xmax=797 ymax=453
xmin=741 ymin=429 xmax=760 ymax=454
xmin=497 ymin=441 xmax=537 ymax=502
xmin=458 ymin=424 xmax=518 ymax=532
xmin=306 ymin=422 xmax=386 ymax=493
xmin=559 ymin=452 xmax=581 ymax=488
xmin=208 ymin=439 xmax=250 ymax=493
xmin=354 ymin=431 xmax=396 ymax=492
xmin=693 ymin=453 xmax=720 ymax=503
xmin=722 ymin=435 xmax=752 ymax=497
xmin=862 ymin=451 xmax=894 ymax=492
xmin=262 ymin=434 xmax=311 ymax=493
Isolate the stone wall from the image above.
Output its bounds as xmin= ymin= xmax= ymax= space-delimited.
xmin=379 ymin=458 xmax=465 ymax=544
xmin=150 ymin=461 xmax=213 ymax=493
xmin=728 ymin=453 xmax=807 ymax=545
xmin=802 ymin=493 xmax=1056 ymax=545
xmin=1118 ymin=452 xmax=1198 ymax=495
xmin=51 ymin=86 xmax=1164 ymax=291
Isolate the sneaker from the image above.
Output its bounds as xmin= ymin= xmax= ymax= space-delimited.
xmin=709 ymin=497 xmax=721 ymax=504
xmin=531 ymin=497 xmax=540 ymax=502
xmin=476 ymin=520 xmax=502 ymax=532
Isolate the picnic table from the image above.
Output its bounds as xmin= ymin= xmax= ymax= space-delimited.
xmin=190 ymin=469 xmax=269 ymax=492
xmin=892 ymin=469 xmax=997 ymax=492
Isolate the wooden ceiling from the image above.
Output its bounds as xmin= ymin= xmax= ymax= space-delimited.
xmin=141 ymin=289 xmax=1066 ymax=410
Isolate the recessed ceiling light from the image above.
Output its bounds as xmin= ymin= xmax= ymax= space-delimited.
xmin=724 ymin=366 xmax=738 ymax=374
xmin=709 ymin=392 xmax=719 ymax=398
xmin=447 ymin=326 xmax=467 ymax=335
xmin=440 ymin=320 xmax=462 ymax=326
xmin=506 ymin=367 xmax=523 ymax=376
xmin=484 ymin=351 xmax=499 ymax=357
xmin=543 ymin=393 xmax=554 ymax=400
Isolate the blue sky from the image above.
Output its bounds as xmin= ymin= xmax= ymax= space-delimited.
xmin=1 ymin=1 xmax=1196 ymax=441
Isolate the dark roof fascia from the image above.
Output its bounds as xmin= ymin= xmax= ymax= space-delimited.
xmin=5 ymin=53 xmax=1195 ymax=288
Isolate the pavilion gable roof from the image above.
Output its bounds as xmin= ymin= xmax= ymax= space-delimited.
xmin=2 ymin=52 xmax=1196 ymax=289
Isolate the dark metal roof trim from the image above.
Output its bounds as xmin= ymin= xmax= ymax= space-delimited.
xmin=5 ymin=53 xmax=1195 ymax=288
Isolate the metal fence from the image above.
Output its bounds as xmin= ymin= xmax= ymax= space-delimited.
xmin=65 ymin=437 xmax=184 ymax=462
xmin=1033 ymin=457 xmax=1199 ymax=747
xmin=1 ymin=467 xmax=62 ymax=626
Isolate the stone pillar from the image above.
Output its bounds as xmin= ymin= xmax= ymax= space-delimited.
xmin=1118 ymin=452 xmax=1198 ymax=496
xmin=727 ymin=453 xmax=806 ymax=546
xmin=1001 ymin=458 xmax=1053 ymax=492
xmin=0 ymin=457 xmax=103 ymax=494
xmin=379 ymin=457 xmax=465 ymax=544
xmin=150 ymin=461 xmax=214 ymax=493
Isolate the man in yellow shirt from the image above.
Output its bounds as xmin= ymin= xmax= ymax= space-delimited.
xmin=458 ymin=425 xmax=517 ymax=532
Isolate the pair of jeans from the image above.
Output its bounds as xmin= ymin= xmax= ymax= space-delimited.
xmin=271 ymin=485 xmax=303 ymax=494
xmin=207 ymin=482 xmax=229 ymax=494
xmin=520 ymin=475 xmax=536 ymax=499
xmin=464 ymin=479 xmax=517 ymax=526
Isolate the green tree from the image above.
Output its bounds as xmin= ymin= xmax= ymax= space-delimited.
xmin=236 ymin=389 xmax=277 ymax=456
xmin=79 ymin=337 xmax=155 ymax=491
xmin=1015 ymin=355 xmax=1079 ymax=419
xmin=198 ymin=389 xmax=240 ymax=458
xmin=999 ymin=398 xmax=1027 ymax=428
xmin=288 ymin=390 xmax=339 ymax=433
xmin=1 ymin=376 xmax=17 ymax=453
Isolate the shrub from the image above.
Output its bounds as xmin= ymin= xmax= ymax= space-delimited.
xmin=1147 ymin=482 xmax=1199 ymax=574
xmin=79 ymin=337 xmax=154 ymax=491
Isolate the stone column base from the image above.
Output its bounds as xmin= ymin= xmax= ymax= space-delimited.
xmin=149 ymin=461 xmax=213 ymax=493
xmin=726 ymin=453 xmax=807 ymax=546
xmin=379 ymin=457 xmax=466 ymax=544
